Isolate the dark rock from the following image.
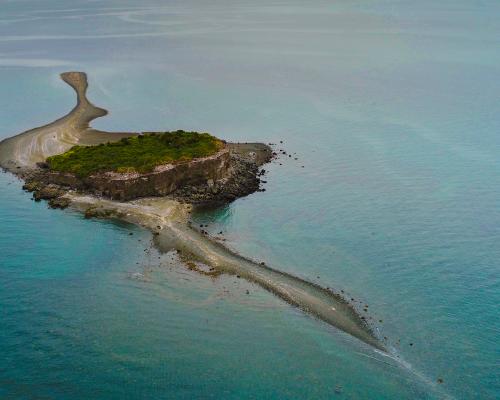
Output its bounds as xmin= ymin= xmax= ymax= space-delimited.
xmin=84 ymin=208 xmax=98 ymax=219
xmin=23 ymin=181 xmax=42 ymax=192
xmin=32 ymin=185 xmax=65 ymax=201
xmin=48 ymin=196 xmax=70 ymax=209
xmin=171 ymin=152 xmax=266 ymax=207
xmin=36 ymin=162 xmax=49 ymax=169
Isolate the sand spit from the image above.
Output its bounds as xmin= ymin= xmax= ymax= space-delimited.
xmin=0 ymin=72 xmax=385 ymax=352
xmin=69 ymin=194 xmax=386 ymax=352
xmin=0 ymin=71 xmax=135 ymax=172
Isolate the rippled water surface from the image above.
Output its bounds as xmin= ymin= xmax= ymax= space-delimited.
xmin=1 ymin=1 xmax=499 ymax=399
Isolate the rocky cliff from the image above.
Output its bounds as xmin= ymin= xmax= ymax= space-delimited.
xmin=46 ymin=147 xmax=231 ymax=201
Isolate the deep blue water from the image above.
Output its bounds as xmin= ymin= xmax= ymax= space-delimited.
xmin=1 ymin=1 xmax=499 ymax=399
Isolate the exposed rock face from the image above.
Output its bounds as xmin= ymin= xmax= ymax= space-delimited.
xmin=170 ymin=143 xmax=273 ymax=205
xmin=172 ymin=157 xmax=262 ymax=205
xmin=47 ymin=147 xmax=231 ymax=201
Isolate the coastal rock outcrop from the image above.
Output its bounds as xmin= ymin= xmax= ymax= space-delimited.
xmin=22 ymin=176 xmax=70 ymax=209
xmin=47 ymin=146 xmax=232 ymax=201
xmin=171 ymin=143 xmax=272 ymax=205
xmin=21 ymin=142 xmax=273 ymax=207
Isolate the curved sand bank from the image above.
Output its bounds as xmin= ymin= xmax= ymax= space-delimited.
xmin=0 ymin=72 xmax=385 ymax=352
xmin=0 ymin=72 xmax=135 ymax=172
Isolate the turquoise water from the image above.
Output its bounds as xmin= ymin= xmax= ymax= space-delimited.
xmin=1 ymin=1 xmax=499 ymax=398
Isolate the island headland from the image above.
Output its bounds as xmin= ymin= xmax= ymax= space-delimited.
xmin=0 ymin=72 xmax=386 ymax=353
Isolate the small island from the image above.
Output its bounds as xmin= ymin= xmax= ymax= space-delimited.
xmin=28 ymin=129 xmax=270 ymax=205
xmin=0 ymin=71 xmax=386 ymax=353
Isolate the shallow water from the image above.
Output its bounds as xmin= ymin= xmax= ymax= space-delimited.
xmin=1 ymin=1 xmax=499 ymax=399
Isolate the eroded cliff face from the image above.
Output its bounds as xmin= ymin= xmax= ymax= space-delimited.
xmin=46 ymin=147 xmax=231 ymax=201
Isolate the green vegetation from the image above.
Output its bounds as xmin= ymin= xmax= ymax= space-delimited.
xmin=46 ymin=131 xmax=224 ymax=177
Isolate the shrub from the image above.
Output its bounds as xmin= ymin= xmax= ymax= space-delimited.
xmin=46 ymin=131 xmax=224 ymax=177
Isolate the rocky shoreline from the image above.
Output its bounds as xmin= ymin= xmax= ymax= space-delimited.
xmin=21 ymin=177 xmax=71 ymax=209
xmin=172 ymin=143 xmax=271 ymax=206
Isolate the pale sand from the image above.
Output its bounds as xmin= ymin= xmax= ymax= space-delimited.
xmin=0 ymin=72 xmax=135 ymax=172
xmin=0 ymin=72 xmax=385 ymax=352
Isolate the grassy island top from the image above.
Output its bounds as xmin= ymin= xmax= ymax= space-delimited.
xmin=46 ymin=131 xmax=224 ymax=177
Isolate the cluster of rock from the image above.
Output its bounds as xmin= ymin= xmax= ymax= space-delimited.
xmin=21 ymin=177 xmax=70 ymax=209
xmin=171 ymin=155 xmax=265 ymax=205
